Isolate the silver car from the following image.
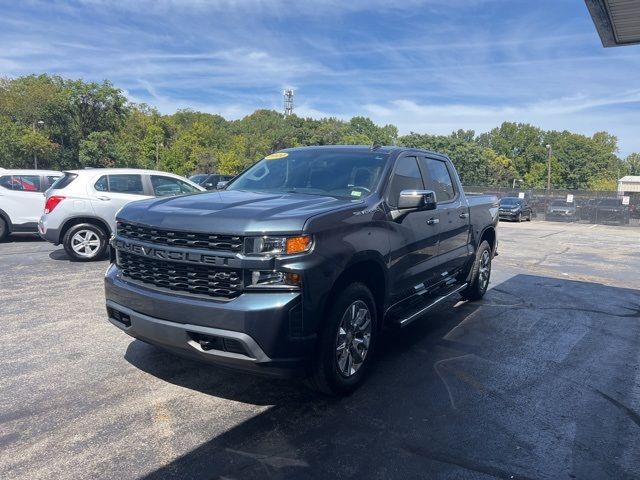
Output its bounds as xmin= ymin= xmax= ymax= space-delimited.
xmin=39 ymin=168 xmax=204 ymax=261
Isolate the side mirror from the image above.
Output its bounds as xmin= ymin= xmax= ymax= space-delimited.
xmin=216 ymin=181 xmax=229 ymax=190
xmin=398 ymin=190 xmax=437 ymax=211
xmin=204 ymin=182 xmax=214 ymax=189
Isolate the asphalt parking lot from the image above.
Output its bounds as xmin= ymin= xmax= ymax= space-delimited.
xmin=1 ymin=221 xmax=639 ymax=480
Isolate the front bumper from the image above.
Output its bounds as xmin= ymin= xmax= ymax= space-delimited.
xmin=546 ymin=211 xmax=576 ymax=220
xmin=105 ymin=264 xmax=312 ymax=378
xmin=498 ymin=210 xmax=520 ymax=219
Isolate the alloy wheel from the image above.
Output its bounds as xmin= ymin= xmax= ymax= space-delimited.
xmin=335 ymin=300 xmax=372 ymax=377
xmin=71 ymin=230 xmax=101 ymax=258
xmin=478 ymin=249 xmax=491 ymax=292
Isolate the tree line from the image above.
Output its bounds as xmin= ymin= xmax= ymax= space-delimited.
xmin=1 ymin=74 xmax=639 ymax=189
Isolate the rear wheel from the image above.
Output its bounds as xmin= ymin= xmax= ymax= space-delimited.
xmin=308 ymin=282 xmax=377 ymax=396
xmin=461 ymin=241 xmax=492 ymax=301
xmin=63 ymin=223 xmax=108 ymax=262
xmin=0 ymin=218 xmax=8 ymax=242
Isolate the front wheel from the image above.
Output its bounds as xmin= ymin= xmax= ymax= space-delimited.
xmin=63 ymin=223 xmax=108 ymax=262
xmin=516 ymin=212 xmax=522 ymax=222
xmin=461 ymin=240 xmax=492 ymax=301
xmin=308 ymin=282 xmax=377 ymax=396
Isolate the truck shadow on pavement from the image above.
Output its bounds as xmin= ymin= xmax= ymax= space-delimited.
xmin=126 ymin=274 xmax=640 ymax=480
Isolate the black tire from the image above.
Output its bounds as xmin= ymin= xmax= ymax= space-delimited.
xmin=63 ymin=223 xmax=108 ymax=262
xmin=461 ymin=240 xmax=492 ymax=302
xmin=516 ymin=212 xmax=522 ymax=223
xmin=0 ymin=217 xmax=8 ymax=242
xmin=307 ymin=282 xmax=378 ymax=396
xmin=527 ymin=211 xmax=532 ymax=221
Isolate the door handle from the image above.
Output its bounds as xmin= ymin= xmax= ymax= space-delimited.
xmin=459 ymin=212 xmax=469 ymax=219
xmin=96 ymin=196 xmax=111 ymax=201
xmin=427 ymin=218 xmax=439 ymax=225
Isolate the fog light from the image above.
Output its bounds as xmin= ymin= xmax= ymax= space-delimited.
xmin=249 ymin=270 xmax=301 ymax=288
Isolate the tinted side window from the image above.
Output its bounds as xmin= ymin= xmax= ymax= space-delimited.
xmin=425 ymin=159 xmax=455 ymax=202
xmin=109 ymin=175 xmax=144 ymax=194
xmin=388 ymin=156 xmax=424 ymax=207
xmin=0 ymin=176 xmax=12 ymax=191
xmin=150 ymin=175 xmax=199 ymax=196
xmin=0 ymin=175 xmax=41 ymax=192
xmin=94 ymin=176 xmax=109 ymax=192
xmin=94 ymin=175 xmax=144 ymax=194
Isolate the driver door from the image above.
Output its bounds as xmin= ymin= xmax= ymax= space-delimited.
xmin=386 ymin=155 xmax=440 ymax=300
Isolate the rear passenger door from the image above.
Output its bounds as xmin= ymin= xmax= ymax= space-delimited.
xmin=90 ymin=174 xmax=151 ymax=232
xmin=0 ymin=174 xmax=46 ymax=226
xmin=420 ymin=156 xmax=471 ymax=279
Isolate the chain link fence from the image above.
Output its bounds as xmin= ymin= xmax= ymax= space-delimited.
xmin=463 ymin=186 xmax=640 ymax=227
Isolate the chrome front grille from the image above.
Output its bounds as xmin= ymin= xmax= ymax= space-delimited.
xmin=117 ymin=250 xmax=243 ymax=299
xmin=117 ymin=222 xmax=243 ymax=252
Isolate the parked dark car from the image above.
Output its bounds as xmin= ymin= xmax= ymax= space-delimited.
xmin=105 ymin=145 xmax=499 ymax=395
xmin=189 ymin=173 xmax=234 ymax=190
xmin=498 ymin=197 xmax=532 ymax=222
xmin=546 ymin=199 xmax=577 ymax=222
xmin=590 ymin=198 xmax=630 ymax=225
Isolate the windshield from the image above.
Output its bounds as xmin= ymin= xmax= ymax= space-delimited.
xmin=189 ymin=174 xmax=209 ymax=184
xmin=49 ymin=173 xmax=77 ymax=190
xmin=500 ymin=197 xmax=521 ymax=206
xmin=227 ymin=150 xmax=389 ymax=199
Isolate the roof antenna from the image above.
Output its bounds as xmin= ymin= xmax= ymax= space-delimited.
xmin=370 ymin=143 xmax=382 ymax=151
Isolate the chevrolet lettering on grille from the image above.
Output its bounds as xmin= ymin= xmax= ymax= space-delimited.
xmin=115 ymin=239 xmax=232 ymax=266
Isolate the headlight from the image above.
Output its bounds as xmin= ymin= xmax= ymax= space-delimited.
xmin=244 ymin=235 xmax=312 ymax=256
xmin=247 ymin=270 xmax=302 ymax=289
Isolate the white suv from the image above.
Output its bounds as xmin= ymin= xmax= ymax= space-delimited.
xmin=0 ymin=169 xmax=62 ymax=241
xmin=39 ymin=168 xmax=204 ymax=261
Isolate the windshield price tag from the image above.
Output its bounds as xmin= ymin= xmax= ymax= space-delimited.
xmin=622 ymin=196 xmax=630 ymax=205
xmin=518 ymin=192 xmax=525 ymax=199
xmin=566 ymin=194 xmax=574 ymax=203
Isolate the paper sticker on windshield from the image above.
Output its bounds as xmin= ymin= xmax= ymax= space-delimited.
xmin=351 ymin=191 xmax=362 ymax=197
xmin=265 ymin=152 xmax=288 ymax=160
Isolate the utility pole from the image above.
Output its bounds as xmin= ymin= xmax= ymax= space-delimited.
xmin=32 ymin=120 xmax=44 ymax=169
xmin=546 ymin=144 xmax=552 ymax=193
xmin=283 ymin=89 xmax=294 ymax=116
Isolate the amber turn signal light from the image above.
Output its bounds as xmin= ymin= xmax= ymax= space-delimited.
xmin=285 ymin=235 xmax=312 ymax=254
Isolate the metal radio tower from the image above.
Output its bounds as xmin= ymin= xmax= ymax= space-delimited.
xmin=283 ymin=89 xmax=294 ymax=116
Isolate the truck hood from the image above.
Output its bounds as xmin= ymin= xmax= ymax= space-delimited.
xmin=118 ymin=190 xmax=359 ymax=235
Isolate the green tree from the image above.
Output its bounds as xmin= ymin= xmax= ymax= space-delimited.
xmin=216 ymin=135 xmax=249 ymax=174
xmin=623 ymin=153 xmax=640 ymax=176
xmin=79 ymin=131 xmax=119 ymax=168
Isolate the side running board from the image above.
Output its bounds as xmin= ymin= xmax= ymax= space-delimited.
xmin=387 ymin=282 xmax=468 ymax=328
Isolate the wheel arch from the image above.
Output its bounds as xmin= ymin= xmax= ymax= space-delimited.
xmin=60 ymin=216 xmax=112 ymax=243
xmin=479 ymin=226 xmax=497 ymax=254
xmin=323 ymin=254 xmax=388 ymax=330
xmin=0 ymin=208 xmax=12 ymax=232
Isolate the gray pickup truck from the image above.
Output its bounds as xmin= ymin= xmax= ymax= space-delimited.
xmin=105 ymin=146 xmax=498 ymax=394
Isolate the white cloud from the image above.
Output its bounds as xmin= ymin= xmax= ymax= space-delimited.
xmin=360 ymin=96 xmax=640 ymax=156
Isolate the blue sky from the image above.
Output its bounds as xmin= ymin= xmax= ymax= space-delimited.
xmin=1 ymin=0 xmax=639 ymax=156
